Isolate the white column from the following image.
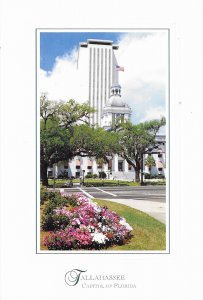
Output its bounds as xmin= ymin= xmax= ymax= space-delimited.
xmin=54 ymin=163 xmax=58 ymax=177
xmin=124 ymin=159 xmax=128 ymax=173
xmin=112 ymin=154 xmax=118 ymax=172
xmin=92 ymin=159 xmax=98 ymax=175
xmin=103 ymin=163 xmax=108 ymax=172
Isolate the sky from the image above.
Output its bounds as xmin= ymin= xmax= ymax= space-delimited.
xmin=39 ymin=31 xmax=168 ymax=128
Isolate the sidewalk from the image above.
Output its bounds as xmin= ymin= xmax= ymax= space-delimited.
xmin=101 ymin=198 xmax=166 ymax=224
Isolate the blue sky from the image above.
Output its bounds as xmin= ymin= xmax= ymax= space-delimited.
xmin=40 ymin=32 xmax=123 ymax=71
xmin=39 ymin=31 xmax=167 ymax=128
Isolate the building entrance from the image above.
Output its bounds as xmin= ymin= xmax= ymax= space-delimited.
xmin=118 ymin=161 xmax=123 ymax=172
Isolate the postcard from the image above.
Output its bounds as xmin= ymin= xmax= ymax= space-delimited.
xmin=0 ymin=0 xmax=203 ymax=299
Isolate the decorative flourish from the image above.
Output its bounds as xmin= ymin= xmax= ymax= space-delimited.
xmin=65 ymin=269 xmax=87 ymax=286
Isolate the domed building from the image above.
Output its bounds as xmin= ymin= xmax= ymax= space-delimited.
xmin=47 ymin=39 xmax=166 ymax=182
xmin=101 ymin=83 xmax=132 ymax=130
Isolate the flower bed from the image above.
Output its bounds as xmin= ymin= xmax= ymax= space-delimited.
xmin=42 ymin=193 xmax=133 ymax=250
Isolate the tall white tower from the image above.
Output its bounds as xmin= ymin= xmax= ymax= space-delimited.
xmin=77 ymin=39 xmax=120 ymax=126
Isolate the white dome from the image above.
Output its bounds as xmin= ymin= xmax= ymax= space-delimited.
xmin=107 ymin=95 xmax=125 ymax=107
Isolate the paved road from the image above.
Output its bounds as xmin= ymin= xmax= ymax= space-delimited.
xmin=63 ymin=185 xmax=166 ymax=202
xmin=62 ymin=185 xmax=166 ymax=224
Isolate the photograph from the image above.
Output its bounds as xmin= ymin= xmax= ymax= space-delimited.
xmin=37 ymin=29 xmax=169 ymax=252
xmin=1 ymin=0 xmax=203 ymax=299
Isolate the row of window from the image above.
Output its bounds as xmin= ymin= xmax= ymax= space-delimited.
xmin=148 ymin=153 xmax=163 ymax=158
xmin=64 ymin=160 xmax=163 ymax=171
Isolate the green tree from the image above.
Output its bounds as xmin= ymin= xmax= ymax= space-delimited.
xmin=40 ymin=97 xmax=119 ymax=186
xmin=58 ymin=99 xmax=95 ymax=128
xmin=144 ymin=155 xmax=156 ymax=178
xmin=40 ymin=93 xmax=60 ymax=129
xmin=70 ymin=125 xmax=120 ymax=160
xmin=118 ymin=118 xmax=166 ymax=183
xmin=40 ymin=97 xmax=95 ymax=186
xmin=40 ymin=126 xmax=73 ymax=186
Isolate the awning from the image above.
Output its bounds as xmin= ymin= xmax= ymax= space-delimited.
xmin=157 ymin=161 xmax=164 ymax=168
xmin=87 ymin=160 xmax=93 ymax=167
xmin=76 ymin=159 xmax=81 ymax=166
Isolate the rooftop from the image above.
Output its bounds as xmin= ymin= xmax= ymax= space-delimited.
xmin=80 ymin=39 xmax=119 ymax=49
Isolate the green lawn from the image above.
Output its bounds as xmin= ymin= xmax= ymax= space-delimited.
xmin=45 ymin=178 xmax=165 ymax=188
xmin=94 ymin=199 xmax=166 ymax=251
xmin=47 ymin=178 xmax=140 ymax=187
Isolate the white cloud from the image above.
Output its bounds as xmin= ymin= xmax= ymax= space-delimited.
xmin=140 ymin=106 xmax=166 ymax=122
xmin=38 ymin=47 xmax=86 ymax=103
xmin=39 ymin=31 xmax=168 ymax=124
xmin=117 ymin=32 xmax=168 ymax=123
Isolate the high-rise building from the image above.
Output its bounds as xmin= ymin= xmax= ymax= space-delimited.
xmin=48 ymin=39 xmax=166 ymax=181
xmin=77 ymin=39 xmax=121 ymax=126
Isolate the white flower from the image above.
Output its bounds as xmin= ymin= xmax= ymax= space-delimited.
xmin=91 ymin=232 xmax=109 ymax=244
xmin=119 ymin=218 xmax=133 ymax=231
xmin=90 ymin=202 xmax=101 ymax=213
xmin=75 ymin=218 xmax=80 ymax=225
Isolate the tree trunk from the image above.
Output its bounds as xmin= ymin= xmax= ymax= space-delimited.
xmin=134 ymin=159 xmax=141 ymax=182
xmin=135 ymin=169 xmax=140 ymax=182
xmin=41 ymin=162 xmax=49 ymax=186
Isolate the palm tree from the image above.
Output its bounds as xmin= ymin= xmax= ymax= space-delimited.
xmin=144 ymin=155 xmax=156 ymax=179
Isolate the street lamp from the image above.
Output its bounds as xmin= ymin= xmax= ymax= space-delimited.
xmin=82 ymin=170 xmax=85 ymax=185
xmin=53 ymin=150 xmax=57 ymax=191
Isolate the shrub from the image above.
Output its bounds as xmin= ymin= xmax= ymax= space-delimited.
xmin=58 ymin=171 xmax=68 ymax=179
xmin=43 ymin=193 xmax=133 ymax=250
xmin=42 ymin=192 xmax=69 ymax=217
xmin=40 ymin=186 xmax=49 ymax=205
xmin=85 ymin=173 xmax=93 ymax=179
xmin=42 ymin=193 xmax=81 ymax=230
xmin=62 ymin=194 xmax=79 ymax=207
xmin=150 ymin=174 xmax=165 ymax=179
xmin=157 ymin=174 xmax=165 ymax=179
xmin=93 ymin=174 xmax=98 ymax=179
xmin=41 ymin=211 xmax=71 ymax=231
xmin=99 ymin=171 xmax=106 ymax=179
xmin=144 ymin=173 xmax=150 ymax=179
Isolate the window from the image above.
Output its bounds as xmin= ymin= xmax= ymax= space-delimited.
xmin=87 ymin=166 xmax=92 ymax=169
xmin=158 ymin=154 xmax=162 ymax=158
xmin=158 ymin=168 xmax=163 ymax=171
xmin=118 ymin=161 xmax=123 ymax=171
xmin=128 ymin=164 xmax=132 ymax=171
xmin=76 ymin=165 xmax=80 ymax=169
xmin=64 ymin=161 xmax=69 ymax=169
xmin=75 ymin=172 xmax=80 ymax=177
xmin=108 ymin=160 xmax=112 ymax=170
xmin=112 ymin=113 xmax=115 ymax=124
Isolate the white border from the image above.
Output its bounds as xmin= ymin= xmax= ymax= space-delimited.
xmin=36 ymin=28 xmax=170 ymax=254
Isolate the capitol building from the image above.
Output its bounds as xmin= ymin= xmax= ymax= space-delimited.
xmin=47 ymin=39 xmax=165 ymax=181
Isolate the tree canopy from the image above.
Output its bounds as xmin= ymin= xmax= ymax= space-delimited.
xmin=40 ymin=95 xmax=119 ymax=186
xmin=117 ymin=118 xmax=166 ymax=182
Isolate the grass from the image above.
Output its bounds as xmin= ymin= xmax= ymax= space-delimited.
xmin=46 ymin=178 xmax=166 ymax=188
xmin=47 ymin=178 xmax=140 ymax=187
xmin=40 ymin=198 xmax=166 ymax=251
xmin=95 ymin=199 xmax=166 ymax=251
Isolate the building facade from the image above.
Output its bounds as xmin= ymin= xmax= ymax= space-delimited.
xmin=47 ymin=39 xmax=166 ymax=181
xmin=77 ymin=39 xmax=120 ymax=126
